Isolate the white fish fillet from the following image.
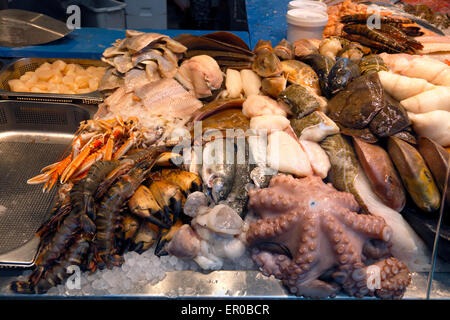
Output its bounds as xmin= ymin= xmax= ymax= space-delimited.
xmin=299 ymin=140 xmax=330 ymax=179
xmin=408 ymin=110 xmax=450 ymax=147
xmin=354 ymin=166 xmax=431 ymax=272
xmin=267 ymin=131 xmax=313 ymax=177
xmin=379 ymin=53 xmax=450 ymax=87
xmin=416 ymin=35 xmax=450 ymax=54
xmin=378 ymin=71 xmax=435 ymax=101
xmin=124 ymin=68 xmax=150 ymax=93
xmin=225 ymin=68 xmax=243 ymax=98
xmin=134 ymin=78 xmax=202 ymax=118
xmin=249 ymin=115 xmax=290 ymax=132
xmin=243 ymin=94 xmax=287 ymax=118
xmin=240 ymin=69 xmax=261 ymax=97
xmin=401 ymin=86 xmax=450 ymax=113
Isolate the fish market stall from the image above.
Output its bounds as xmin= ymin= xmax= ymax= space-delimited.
xmin=0 ymin=1 xmax=449 ymax=300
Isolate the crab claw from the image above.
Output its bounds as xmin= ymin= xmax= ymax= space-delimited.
xmin=154 ymin=220 xmax=183 ymax=257
xmin=160 ymin=169 xmax=202 ymax=195
xmin=132 ymin=221 xmax=158 ymax=254
xmin=155 ymin=152 xmax=184 ymax=167
xmin=148 ymin=180 xmax=186 ymax=226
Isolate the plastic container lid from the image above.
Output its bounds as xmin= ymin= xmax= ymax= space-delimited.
xmin=286 ymin=8 xmax=328 ymax=27
xmin=288 ymin=1 xmax=327 ymax=12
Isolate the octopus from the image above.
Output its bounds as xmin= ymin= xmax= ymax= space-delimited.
xmin=246 ymin=174 xmax=411 ymax=299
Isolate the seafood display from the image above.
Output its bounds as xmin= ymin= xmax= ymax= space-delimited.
xmin=5 ymin=26 xmax=450 ymax=300
xmin=13 ymin=145 xmax=206 ymax=293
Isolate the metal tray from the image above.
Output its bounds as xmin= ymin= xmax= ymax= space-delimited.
xmin=0 ymin=100 xmax=91 ymax=267
xmin=0 ymin=58 xmax=107 ymax=105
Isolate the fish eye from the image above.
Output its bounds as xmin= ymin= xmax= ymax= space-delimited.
xmin=309 ymin=201 xmax=317 ymax=207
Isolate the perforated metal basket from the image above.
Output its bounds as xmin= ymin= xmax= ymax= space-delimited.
xmin=0 ymin=58 xmax=107 ymax=105
xmin=0 ymin=100 xmax=91 ymax=267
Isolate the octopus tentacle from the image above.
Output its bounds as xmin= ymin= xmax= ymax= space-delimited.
xmin=322 ymin=214 xmax=369 ymax=297
xmin=371 ymin=257 xmax=411 ymax=299
xmin=247 ymin=214 xmax=293 ymax=244
xmin=283 ymin=278 xmax=340 ymax=299
xmin=248 ymin=188 xmax=297 ymax=214
xmin=251 ymin=248 xmax=291 ymax=279
xmin=363 ymin=239 xmax=392 ymax=261
xmin=335 ymin=208 xmax=393 ymax=242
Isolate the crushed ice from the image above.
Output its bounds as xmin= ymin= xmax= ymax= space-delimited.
xmin=37 ymin=243 xmax=257 ymax=296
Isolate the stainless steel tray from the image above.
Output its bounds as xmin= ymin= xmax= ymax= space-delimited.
xmin=0 ymin=100 xmax=91 ymax=267
xmin=0 ymin=58 xmax=107 ymax=105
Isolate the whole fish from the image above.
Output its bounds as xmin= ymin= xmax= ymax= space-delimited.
xmin=201 ymin=138 xmax=236 ymax=203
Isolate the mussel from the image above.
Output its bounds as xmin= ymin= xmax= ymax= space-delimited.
xmin=261 ymin=75 xmax=287 ymax=98
xmin=252 ymin=51 xmax=283 ymax=78
xmin=293 ymin=39 xmax=320 ymax=58
xmin=337 ymin=42 xmax=369 ymax=62
xmin=290 ymin=111 xmax=339 ymax=142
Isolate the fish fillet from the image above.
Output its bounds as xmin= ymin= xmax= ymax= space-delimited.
xmin=378 ymin=71 xmax=435 ymax=101
xmin=400 ymin=86 xmax=450 ymax=113
xmin=134 ymin=78 xmax=203 ymax=118
xmin=380 ymin=53 xmax=450 ymax=87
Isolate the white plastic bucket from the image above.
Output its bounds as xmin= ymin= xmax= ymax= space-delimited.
xmin=288 ymin=1 xmax=327 ymax=12
xmin=286 ymin=9 xmax=328 ymax=42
